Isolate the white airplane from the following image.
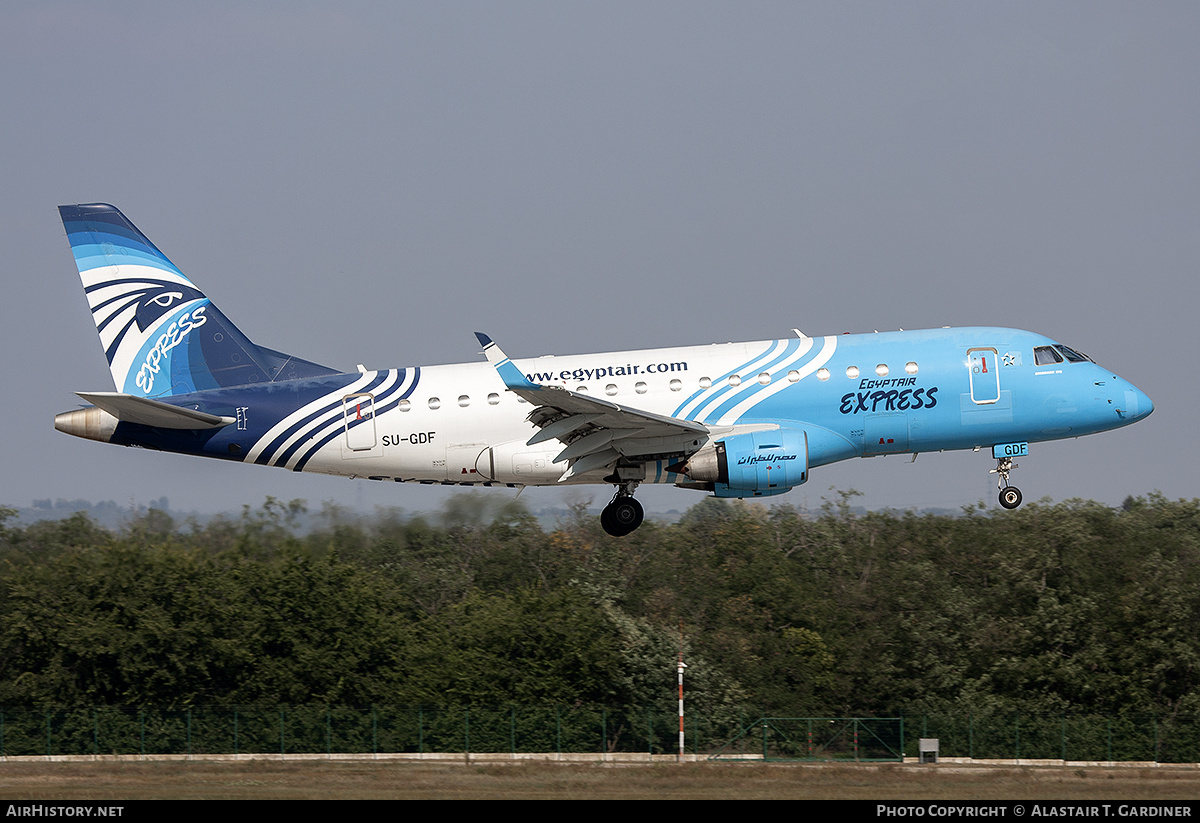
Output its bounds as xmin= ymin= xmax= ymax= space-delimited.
xmin=55 ymin=204 xmax=1154 ymax=535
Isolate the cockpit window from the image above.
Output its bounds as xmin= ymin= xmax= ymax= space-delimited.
xmin=1055 ymin=345 xmax=1092 ymax=363
xmin=1034 ymin=346 xmax=1063 ymax=365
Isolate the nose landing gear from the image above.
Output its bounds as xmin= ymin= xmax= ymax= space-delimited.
xmin=600 ymin=483 xmax=644 ymax=536
xmin=991 ymin=456 xmax=1023 ymax=509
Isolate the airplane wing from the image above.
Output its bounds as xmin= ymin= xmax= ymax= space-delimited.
xmin=475 ymin=333 xmax=709 ymax=480
xmin=76 ymin=392 xmax=236 ymax=429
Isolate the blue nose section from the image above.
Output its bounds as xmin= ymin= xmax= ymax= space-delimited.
xmin=1139 ymin=387 xmax=1154 ymax=417
xmin=1124 ymin=386 xmax=1154 ymax=420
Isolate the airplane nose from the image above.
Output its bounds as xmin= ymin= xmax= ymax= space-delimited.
xmin=1124 ymin=385 xmax=1154 ymax=420
xmin=1138 ymin=387 xmax=1154 ymax=418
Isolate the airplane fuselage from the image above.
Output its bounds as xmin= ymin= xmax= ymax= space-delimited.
xmin=71 ymin=326 xmax=1149 ymax=490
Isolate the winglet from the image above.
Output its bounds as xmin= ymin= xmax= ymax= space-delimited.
xmin=475 ymin=332 xmax=537 ymax=389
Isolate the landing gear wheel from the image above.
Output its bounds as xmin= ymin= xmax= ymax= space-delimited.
xmin=600 ymin=505 xmax=618 ymax=536
xmin=990 ymin=456 xmax=1024 ymax=510
xmin=601 ymin=495 xmax=644 ymax=537
xmin=999 ymin=486 xmax=1023 ymax=509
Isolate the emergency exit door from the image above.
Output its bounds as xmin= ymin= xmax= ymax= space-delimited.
xmin=342 ymin=393 xmax=377 ymax=451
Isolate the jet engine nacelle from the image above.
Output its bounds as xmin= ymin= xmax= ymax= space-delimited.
xmin=681 ymin=428 xmax=808 ymax=498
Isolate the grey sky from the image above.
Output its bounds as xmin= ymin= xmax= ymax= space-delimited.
xmin=3 ymin=2 xmax=1195 ymax=517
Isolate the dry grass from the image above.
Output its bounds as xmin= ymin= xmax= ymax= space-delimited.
xmin=2 ymin=759 xmax=1200 ymax=800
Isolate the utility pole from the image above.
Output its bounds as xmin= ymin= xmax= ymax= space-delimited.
xmin=677 ymin=626 xmax=687 ymax=761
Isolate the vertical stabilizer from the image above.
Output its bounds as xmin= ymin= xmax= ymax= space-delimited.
xmin=59 ymin=204 xmax=337 ymax=397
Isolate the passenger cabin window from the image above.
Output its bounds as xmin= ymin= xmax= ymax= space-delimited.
xmin=1034 ymin=346 xmax=1063 ymax=365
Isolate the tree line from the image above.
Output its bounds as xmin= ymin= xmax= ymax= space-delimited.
xmin=0 ymin=491 xmax=1196 ymax=725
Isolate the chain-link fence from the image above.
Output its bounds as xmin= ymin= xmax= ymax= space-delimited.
xmin=711 ymin=717 xmax=905 ymax=761
xmin=905 ymin=713 xmax=1200 ymax=763
xmin=0 ymin=705 xmax=737 ymax=757
xmin=0 ymin=707 xmax=1196 ymax=761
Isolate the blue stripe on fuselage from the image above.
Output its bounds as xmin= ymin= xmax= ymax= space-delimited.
xmin=109 ymin=373 xmax=368 ymax=461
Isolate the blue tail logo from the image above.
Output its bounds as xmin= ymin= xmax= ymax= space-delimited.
xmin=60 ymin=204 xmax=337 ymax=397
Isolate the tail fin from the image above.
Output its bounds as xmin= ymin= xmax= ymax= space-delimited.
xmin=59 ymin=204 xmax=338 ymax=397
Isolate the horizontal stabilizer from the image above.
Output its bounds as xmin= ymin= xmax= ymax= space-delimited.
xmin=76 ymin=392 xmax=236 ymax=429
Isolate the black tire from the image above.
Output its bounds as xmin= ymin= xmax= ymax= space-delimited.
xmin=600 ymin=504 xmax=618 ymax=536
xmin=999 ymin=487 xmax=1023 ymax=509
xmin=601 ymin=497 xmax=644 ymax=536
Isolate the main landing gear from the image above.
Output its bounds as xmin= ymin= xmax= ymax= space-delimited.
xmin=991 ymin=456 xmax=1023 ymax=509
xmin=601 ymin=484 xmax=644 ymax=537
